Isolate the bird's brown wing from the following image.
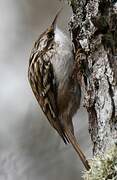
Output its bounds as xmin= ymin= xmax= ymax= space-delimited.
xmin=28 ymin=51 xmax=68 ymax=143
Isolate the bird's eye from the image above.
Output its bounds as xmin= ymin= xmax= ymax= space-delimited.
xmin=47 ymin=31 xmax=54 ymax=39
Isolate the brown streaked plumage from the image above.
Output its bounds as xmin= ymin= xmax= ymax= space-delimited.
xmin=28 ymin=10 xmax=90 ymax=170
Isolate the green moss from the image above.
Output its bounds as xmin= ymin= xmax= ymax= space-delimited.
xmin=83 ymin=145 xmax=117 ymax=180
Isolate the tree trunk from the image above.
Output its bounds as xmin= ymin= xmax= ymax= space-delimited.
xmin=68 ymin=0 xmax=117 ymax=156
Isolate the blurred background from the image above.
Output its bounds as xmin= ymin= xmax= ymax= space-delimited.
xmin=0 ymin=0 xmax=92 ymax=179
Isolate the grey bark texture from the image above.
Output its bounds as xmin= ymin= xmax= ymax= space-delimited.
xmin=68 ymin=0 xmax=117 ymax=156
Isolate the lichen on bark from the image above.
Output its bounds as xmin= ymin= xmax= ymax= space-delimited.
xmin=68 ymin=0 xmax=117 ymax=158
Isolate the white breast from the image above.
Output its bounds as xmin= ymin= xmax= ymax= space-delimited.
xmin=50 ymin=27 xmax=74 ymax=83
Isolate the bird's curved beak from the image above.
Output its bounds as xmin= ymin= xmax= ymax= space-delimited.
xmin=51 ymin=8 xmax=63 ymax=29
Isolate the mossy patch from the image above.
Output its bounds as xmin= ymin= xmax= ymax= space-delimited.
xmin=83 ymin=145 xmax=117 ymax=180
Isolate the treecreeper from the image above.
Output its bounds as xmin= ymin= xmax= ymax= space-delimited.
xmin=28 ymin=10 xmax=90 ymax=170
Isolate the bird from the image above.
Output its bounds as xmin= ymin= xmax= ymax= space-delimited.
xmin=28 ymin=10 xmax=90 ymax=170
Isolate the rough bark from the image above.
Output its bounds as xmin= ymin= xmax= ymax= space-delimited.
xmin=68 ymin=0 xmax=117 ymax=156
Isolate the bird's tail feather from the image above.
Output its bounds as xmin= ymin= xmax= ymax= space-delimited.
xmin=54 ymin=121 xmax=69 ymax=144
xmin=64 ymin=128 xmax=90 ymax=170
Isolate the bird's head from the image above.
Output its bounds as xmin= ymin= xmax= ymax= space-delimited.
xmin=34 ymin=8 xmax=62 ymax=51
